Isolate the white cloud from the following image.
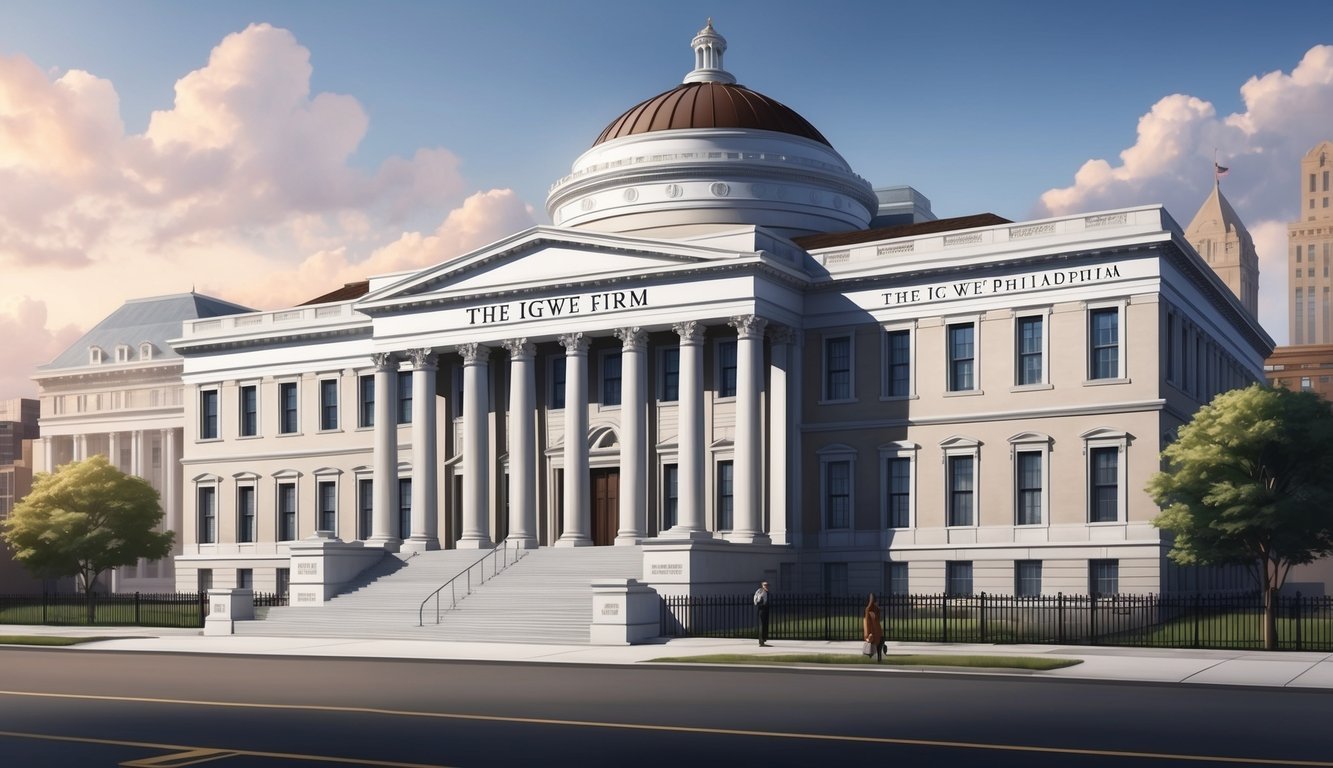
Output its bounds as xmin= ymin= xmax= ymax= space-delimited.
xmin=0 ymin=299 xmax=82 ymax=397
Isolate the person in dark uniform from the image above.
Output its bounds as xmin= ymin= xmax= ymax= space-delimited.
xmin=753 ymin=580 xmax=771 ymax=646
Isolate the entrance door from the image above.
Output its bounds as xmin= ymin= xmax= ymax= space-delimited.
xmin=590 ymin=468 xmax=620 ymax=546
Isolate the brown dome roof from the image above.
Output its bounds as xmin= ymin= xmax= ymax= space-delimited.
xmin=593 ymin=81 xmax=831 ymax=148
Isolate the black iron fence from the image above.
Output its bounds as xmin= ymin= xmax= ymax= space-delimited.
xmin=661 ymin=592 xmax=1333 ymax=652
xmin=0 ymin=591 xmax=289 ymax=629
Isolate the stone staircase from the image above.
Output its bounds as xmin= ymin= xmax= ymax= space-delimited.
xmin=236 ymin=545 xmax=644 ymax=644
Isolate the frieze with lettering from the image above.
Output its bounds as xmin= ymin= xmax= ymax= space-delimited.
xmin=881 ymin=264 xmax=1123 ymax=307
xmin=466 ymin=289 xmax=649 ymax=326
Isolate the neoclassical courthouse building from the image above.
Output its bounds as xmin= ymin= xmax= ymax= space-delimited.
xmin=36 ymin=23 xmax=1272 ymax=599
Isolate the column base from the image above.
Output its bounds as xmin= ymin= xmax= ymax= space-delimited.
xmin=401 ymin=536 xmax=441 ymax=553
xmin=614 ymin=534 xmax=643 ymax=546
xmin=554 ymin=535 xmax=592 ymax=547
xmin=505 ymin=536 xmax=539 ymax=550
xmin=657 ymin=526 xmax=715 ymax=541
xmin=455 ymin=536 xmax=494 ymax=550
xmin=364 ymin=536 xmax=403 ymax=553
xmin=722 ymin=531 xmax=772 ymax=545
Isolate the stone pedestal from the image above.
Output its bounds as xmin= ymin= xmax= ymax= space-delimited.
xmin=641 ymin=538 xmax=787 ymax=597
xmin=287 ymin=531 xmax=386 ymax=606
xmin=590 ymin=579 xmax=661 ymax=645
xmin=203 ymin=588 xmax=253 ymax=636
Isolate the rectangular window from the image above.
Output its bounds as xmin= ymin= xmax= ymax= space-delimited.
xmin=946 ymin=561 xmax=973 ymax=596
xmin=824 ymin=336 xmax=852 ymax=400
xmin=276 ymin=568 xmax=290 ymax=598
xmin=947 ymin=323 xmax=974 ymax=391
xmin=660 ymin=347 xmax=680 ymax=402
xmin=1312 ymin=173 xmax=1318 ymax=193
xmin=884 ymin=562 xmax=908 ymax=596
xmin=318 ymin=480 xmax=337 ymax=533
xmin=602 ymin=352 xmax=622 ymax=406
xmin=278 ymin=482 xmax=297 ymax=541
xmin=1090 ymin=447 xmax=1119 ymax=523
xmin=197 ymin=487 xmax=216 ymax=544
xmin=279 ymin=382 xmax=298 ymax=434
xmin=551 ymin=358 xmax=566 ymax=409
xmin=239 ymin=385 xmax=257 ymax=437
xmin=237 ymin=568 xmax=252 ymax=590
xmin=1015 ymin=451 xmax=1042 ymax=525
xmin=1016 ymin=560 xmax=1042 ymax=597
xmin=716 ymin=460 xmax=734 ymax=530
xmin=237 ymin=486 xmax=256 ymax=543
xmin=885 ymin=329 xmax=910 ymax=397
xmin=662 ymin=464 xmax=679 ymax=529
xmin=1016 ymin=316 xmax=1043 ymax=385
xmin=1166 ymin=313 xmax=1176 ymax=383
xmin=396 ymin=371 xmax=413 ymax=424
xmin=825 ymin=460 xmax=851 ymax=529
xmin=357 ymin=478 xmax=373 ymax=540
xmin=823 ymin=562 xmax=849 ymax=597
xmin=1089 ymin=308 xmax=1119 ymax=380
xmin=398 ymin=478 xmax=412 ymax=538
xmin=886 ymin=457 xmax=910 ymax=528
xmin=947 ymin=455 xmax=974 ymax=526
xmin=200 ymin=390 xmax=219 ymax=440
xmin=1090 ymin=559 xmax=1120 ymax=595
xmin=197 ymin=569 xmax=213 ymax=593
xmin=358 ymin=375 xmax=375 ymax=428
xmin=320 ymin=379 xmax=338 ymax=431
xmin=717 ymin=340 xmax=738 ymax=398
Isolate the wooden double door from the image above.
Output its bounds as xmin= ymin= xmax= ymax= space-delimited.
xmin=590 ymin=468 xmax=619 ymax=546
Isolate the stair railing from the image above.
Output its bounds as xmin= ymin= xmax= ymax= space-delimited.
xmin=418 ymin=539 xmax=530 ymax=626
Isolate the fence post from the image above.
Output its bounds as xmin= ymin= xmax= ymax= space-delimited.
xmin=1192 ymin=593 xmax=1200 ymax=648
xmin=134 ymin=592 xmax=141 ymax=625
xmin=42 ymin=590 xmax=48 ymax=625
xmin=980 ymin=592 xmax=987 ymax=643
xmin=823 ymin=594 xmax=830 ymax=642
xmin=198 ymin=591 xmax=207 ymax=627
xmin=942 ymin=593 xmax=949 ymax=644
xmin=1294 ymin=592 xmax=1303 ymax=652
xmin=1090 ymin=592 xmax=1098 ymax=646
xmin=1057 ymin=592 xmax=1064 ymax=644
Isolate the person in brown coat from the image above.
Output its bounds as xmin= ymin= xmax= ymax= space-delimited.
xmin=863 ymin=593 xmax=884 ymax=662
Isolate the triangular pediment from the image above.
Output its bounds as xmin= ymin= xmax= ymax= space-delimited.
xmin=357 ymin=226 xmax=754 ymax=313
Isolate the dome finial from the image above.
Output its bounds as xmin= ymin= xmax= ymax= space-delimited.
xmin=684 ymin=19 xmax=736 ymax=85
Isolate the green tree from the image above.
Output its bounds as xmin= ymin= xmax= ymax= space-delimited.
xmin=1 ymin=455 xmax=174 ymax=617
xmin=1148 ymin=384 xmax=1333 ymax=650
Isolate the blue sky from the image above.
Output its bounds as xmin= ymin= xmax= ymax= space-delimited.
xmin=1 ymin=0 xmax=1331 ymax=394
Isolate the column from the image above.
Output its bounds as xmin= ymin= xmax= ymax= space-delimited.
xmin=74 ymin=434 xmax=86 ymax=462
xmin=130 ymin=430 xmax=142 ymax=477
xmin=405 ymin=348 xmax=440 ymax=552
xmin=41 ymin=436 xmax=52 ymax=473
xmin=665 ymin=321 xmax=708 ymax=538
xmin=615 ymin=327 xmax=647 ymax=544
xmin=457 ymin=343 xmax=493 ymax=549
xmin=556 ymin=333 xmax=591 ymax=547
xmin=109 ymin=432 xmax=123 ymax=471
xmin=164 ymin=428 xmax=180 ymax=555
xmin=729 ymin=315 xmax=768 ymax=544
xmin=367 ymin=352 xmax=401 ymax=550
xmin=503 ymin=339 xmax=538 ymax=549
xmin=767 ymin=327 xmax=793 ymax=546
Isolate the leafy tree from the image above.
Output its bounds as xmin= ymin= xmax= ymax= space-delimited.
xmin=1 ymin=455 xmax=174 ymax=616
xmin=1148 ymin=384 xmax=1333 ymax=649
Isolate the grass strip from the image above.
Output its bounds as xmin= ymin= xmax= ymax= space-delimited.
xmin=649 ymin=653 xmax=1082 ymax=670
xmin=0 ymin=635 xmax=110 ymax=647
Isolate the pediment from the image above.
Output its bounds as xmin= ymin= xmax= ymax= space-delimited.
xmin=358 ymin=226 xmax=746 ymax=313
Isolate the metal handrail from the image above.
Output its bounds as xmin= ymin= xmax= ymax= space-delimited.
xmin=417 ymin=540 xmax=530 ymax=626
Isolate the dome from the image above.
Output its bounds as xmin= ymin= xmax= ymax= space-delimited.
xmin=593 ymin=82 xmax=831 ymax=148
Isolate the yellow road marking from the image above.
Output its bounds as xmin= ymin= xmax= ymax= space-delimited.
xmin=1 ymin=689 xmax=1331 ymax=766
xmin=121 ymin=747 xmax=241 ymax=767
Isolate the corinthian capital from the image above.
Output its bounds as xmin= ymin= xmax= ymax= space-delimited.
xmin=558 ymin=332 xmax=588 ymax=354
xmin=502 ymin=338 xmax=536 ymax=359
xmin=456 ymin=342 xmax=491 ymax=364
xmin=614 ymin=327 xmax=647 ymax=351
xmin=371 ymin=352 xmax=398 ymax=371
xmin=405 ymin=348 xmax=436 ymax=370
xmin=729 ymin=315 xmax=768 ymax=339
xmin=673 ymin=320 xmax=704 ymax=345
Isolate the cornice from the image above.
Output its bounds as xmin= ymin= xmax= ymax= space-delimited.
xmin=172 ymin=324 xmax=372 ymax=357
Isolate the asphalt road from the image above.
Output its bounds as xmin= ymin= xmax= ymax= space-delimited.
xmin=0 ymin=648 xmax=1329 ymax=767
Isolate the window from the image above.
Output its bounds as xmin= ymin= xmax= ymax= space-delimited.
xmin=1089 ymin=307 xmax=1119 ymax=380
xmin=278 ymin=483 xmax=297 ymax=541
xmin=717 ymin=340 xmax=738 ymax=397
xmin=660 ymin=347 xmax=679 ymax=401
xmin=357 ymin=478 xmax=373 ymax=540
xmin=320 ymin=379 xmax=338 ymax=430
xmin=237 ymin=486 xmax=256 ymax=543
xmin=884 ymin=329 xmax=911 ymax=397
xmin=946 ymin=561 xmax=973 ymax=596
xmin=396 ymin=371 xmax=412 ymax=424
xmin=197 ymin=569 xmax=213 ymax=593
xmin=279 ymin=382 xmax=298 ymax=434
xmin=947 ymin=323 xmax=975 ymax=391
xmin=716 ymin=461 xmax=734 ymax=530
xmin=398 ymin=478 xmax=412 ymax=538
xmin=276 ymin=568 xmax=290 ymax=598
xmin=1166 ymin=313 xmax=1176 ymax=383
xmin=1015 ymin=451 xmax=1042 ymax=525
xmin=823 ymin=335 xmax=852 ymax=400
xmin=239 ymin=385 xmax=257 ymax=437
xmin=139 ymin=342 xmax=154 ymax=360
xmin=1016 ymin=561 xmax=1042 ymax=597
xmin=358 ymin=375 xmax=375 ymax=428
xmin=602 ymin=352 xmax=622 ymax=406
xmin=200 ymin=390 xmax=219 ymax=440
xmin=237 ymin=568 xmax=252 ymax=590
xmin=886 ymin=457 xmax=911 ymax=528
xmin=824 ymin=563 xmax=849 ymax=596
xmin=824 ymin=460 xmax=851 ymax=529
xmin=947 ymin=455 xmax=974 ymax=526
xmin=197 ymin=487 xmax=216 ymax=544
xmin=662 ymin=464 xmax=679 ymax=529
xmin=1016 ymin=316 xmax=1043 ymax=386
xmin=1090 ymin=559 xmax=1119 ymax=595
xmin=116 ymin=344 xmax=130 ymax=363
xmin=1090 ymin=447 xmax=1119 ymax=523
xmin=884 ymin=562 xmax=908 ymax=596
xmin=317 ymin=481 xmax=337 ymax=533
xmin=550 ymin=358 xmax=566 ymax=409
xmin=89 ymin=347 xmax=103 ymax=364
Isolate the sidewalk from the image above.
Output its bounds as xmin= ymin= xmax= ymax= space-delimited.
xmin=4 ymin=624 xmax=1332 ymax=689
